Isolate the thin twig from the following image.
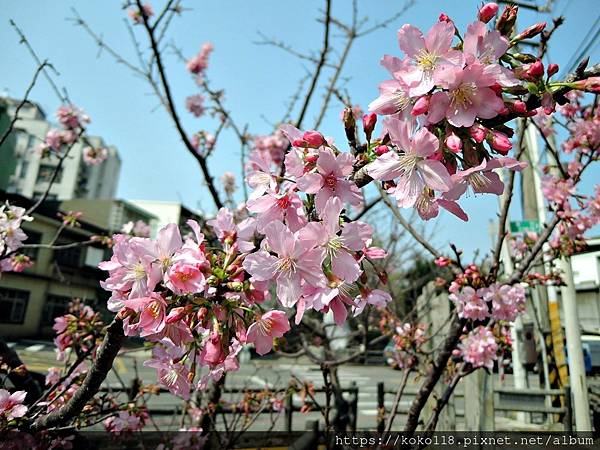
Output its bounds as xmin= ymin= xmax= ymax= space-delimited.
xmin=0 ymin=61 xmax=49 ymax=147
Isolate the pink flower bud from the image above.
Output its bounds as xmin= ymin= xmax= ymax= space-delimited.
xmin=411 ymin=96 xmax=430 ymax=116
xmin=445 ymin=133 xmax=462 ymax=153
xmin=364 ymin=247 xmax=387 ymax=259
xmin=435 ymin=256 xmax=452 ymax=267
xmin=469 ymin=124 xmax=487 ymax=143
xmin=512 ymin=22 xmax=546 ymax=42
xmin=522 ymin=60 xmax=545 ymax=80
xmin=375 ymin=145 xmax=389 ymax=156
xmin=547 ymin=63 xmax=559 ymax=77
xmin=496 ymin=5 xmax=518 ymax=36
xmin=572 ymin=77 xmax=600 ymax=93
xmin=305 ymin=153 xmax=319 ymax=164
xmin=478 ymin=2 xmax=499 ymax=23
xmin=362 ymin=113 xmax=377 ymax=140
xmin=512 ymin=100 xmax=528 ymax=114
xmin=302 ymin=131 xmax=326 ymax=148
xmin=292 ymin=138 xmax=305 ymax=147
xmin=438 ymin=13 xmax=452 ymax=23
xmin=488 ymin=130 xmax=512 ymax=154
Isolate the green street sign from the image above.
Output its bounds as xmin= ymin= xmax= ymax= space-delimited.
xmin=510 ymin=220 xmax=542 ymax=233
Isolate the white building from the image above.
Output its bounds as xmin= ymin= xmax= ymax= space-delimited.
xmin=128 ymin=200 xmax=202 ymax=237
xmin=2 ymin=98 xmax=120 ymax=201
xmin=570 ymin=237 xmax=600 ymax=332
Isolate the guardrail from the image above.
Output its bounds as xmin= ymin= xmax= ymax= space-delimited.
xmin=99 ymin=382 xmax=359 ymax=432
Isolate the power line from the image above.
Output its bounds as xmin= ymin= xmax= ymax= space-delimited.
xmin=563 ymin=13 xmax=600 ymax=76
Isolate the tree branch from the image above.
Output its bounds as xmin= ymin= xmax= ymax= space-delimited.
xmin=31 ymin=318 xmax=125 ymax=431
xmin=136 ymin=0 xmax=223 ymax=209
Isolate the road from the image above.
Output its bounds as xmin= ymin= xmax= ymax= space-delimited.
xmin=8 ymin=341 xmax=549 ymax=431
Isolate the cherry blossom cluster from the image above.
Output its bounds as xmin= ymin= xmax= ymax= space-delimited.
xmin=389 ymin=322 xmax=427 ymax=369
xmin=0 ymin=202 xmax=33 ymax=275
xmin=38 ymin=105 xmax=88 ymax=153
xmin=362 ymin=4 xmax=600 ymax=220
xmin=537 ymin=93 xmax=600 ymax=255
xmin=443 ymin=263 xmax=526 ymax=369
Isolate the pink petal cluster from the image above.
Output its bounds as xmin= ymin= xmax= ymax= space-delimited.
xmin=187 ymin=43 xmax=213 ymax=74
xmin=246 ymin=310 xmax=291 ymax=355
xmin=459 ymin=326 xmax=498 ymax=369
xmin=0 ymin=389 xmax=27 ymax=421
xmin=185 ymin=94 xmax=205 ymax=118
xmin=83 ymin=146 xmax=108 ymax=165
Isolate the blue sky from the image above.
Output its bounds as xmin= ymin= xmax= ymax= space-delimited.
xmin=1 ymin=0 xmax=599 ymax=260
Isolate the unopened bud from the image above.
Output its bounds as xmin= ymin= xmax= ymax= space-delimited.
xmin=519 ymin=60 xmax=544 ymax=81
xmin=512 ymin=100 xmax=528 ymax=114
xmin=411 ymin=96 xmax=430 ymax=116
xmin=343 ymin=107 xmax=356 ymax=129
xmin=478 ymin=2 xmax=499 ymax=23
xmin=362 ymin=113 xmax=377 ymax=141
xmin=438 ymin=13 xmax=452 ymax=23
xmin=302 ymin=130 xmax=326 ymax=148
xmin=496 ymin=5 xmax=518 ymax=36
xmin=572 ymin=77 xmax=600 ymax=93
xmin=488 ymin=130 xmax=512 ymax=154
xmin=469 ymin=123 xmax=487 ymax=143
xmin=511 ymin=22 xmax=546 ymax=43
xmin=305 ymin=153 xmax=319 ymax=164
xmin=547 ymin=63 xmax=559 ymax=77
xmin=375 ymin=145 xmax=389 ymax=156
xmin=444 ymin=133 xmax=462 ymax=153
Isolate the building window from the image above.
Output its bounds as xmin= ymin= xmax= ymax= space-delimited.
xmin=36 ymin=164 xmax=63 ymax=184
xmin=20 ymin=230 xmax=41 ymax=260
xmin=0 ymin=288 xmax=29 ymax=324
xmin=33 ymin=191 xmax=57 ymax=201
xmin=42 ymin=295 xmax=71 ymax=325
xmin=54 ymin=243 xmax=83 ymax=267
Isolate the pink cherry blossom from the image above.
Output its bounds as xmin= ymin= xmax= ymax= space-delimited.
xmin=463 ymin=21 xmax=517 ymax=86
xmin=299 ymin=197 xmax=365 ymax=283
xmin=144 ymin=345 xmax=191 ymax=400
xmin=444 ymin=157 xmax=527 ymax=201
xmin=459 ymin=326 xmax=498 ymax=369
xmin=246 ymin=189 xmax=307 ymax=232
xmin=479 ymin=283 xmax=525 ymax=321
xmin=414 ymin=188 xmax=468 ymax=221
xmin=428 ymin=63 xmax=505 ymax=127
xmin=242 ymin=221 xmax=326 ymax=307
xmin=122 ymin=293 xmax=167 ymax=337
xmin=296 ymin=148 xmax=363 ymax=214
xmin=0 ymin=389 xmax=27 ymax=421
xmin=83 ymin=146 xmax=108 ymax=165
xmin=207 ymin=208 xmax=256 ymax=253
xmin=368 ymin=56 xmax=414 ymax=116
xmin=352 ymin=289 xmax=392 ymax=316
xmin=367 ymin=118 xmax=452 ymax=208
xmin=247 ymin=310 xmax=290 ymax=355
xmin=165 ymin=247 xmax=207 ymax=295
xmin=395 ymin=21 xmax=464 ymax=96
xmin=99 ymin=235 xmax=161 ymax=311
xmin=187 ymin=42 xmax=213 ymax=74
xmin=450 ymin=286 xmax=489 ymax=320
xmin=245 ymin=149 xmax=278 ymax=199
xmin=185 ymin=94 xmax=205 ymax=117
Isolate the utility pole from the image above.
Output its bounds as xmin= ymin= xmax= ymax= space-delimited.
xmin=495 ymin=169 xmax=527 ymax=422
xmin=525 ymin=123 xmax=591 ymax=430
